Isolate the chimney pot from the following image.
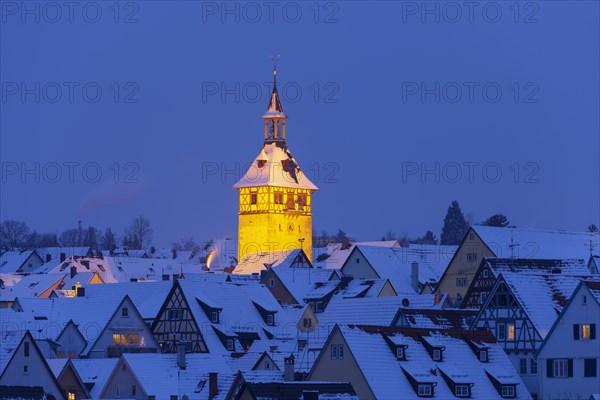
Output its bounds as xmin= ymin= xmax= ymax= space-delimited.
xmin=60 ymin=252 xmax=66 ymax=263
xmin=284 ymin=355 xmax=295 ymax=381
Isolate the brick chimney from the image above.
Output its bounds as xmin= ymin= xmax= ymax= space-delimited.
xmin=176 ymin=342 xmax=186 ymax=370
xmin=411 ymin=262 xmax=419 ymax=293
xmin=284 ymin=355 xmax=295 ymax=381
xmin=209 ymin=372 xmax=218 ymax=399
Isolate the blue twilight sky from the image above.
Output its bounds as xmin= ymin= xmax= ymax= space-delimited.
xmin=1 ymin=1 xmax=599 ymax=246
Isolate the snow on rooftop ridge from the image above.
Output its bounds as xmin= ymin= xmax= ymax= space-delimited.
xmin=472 ymin=225 xmax=599 ymax=259
xmin=232 ymin=142 xmax=318 ymax=190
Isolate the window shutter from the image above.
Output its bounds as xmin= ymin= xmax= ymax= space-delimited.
xmin=573 ymin=324 xmax=579 ymax=340
xmin=546 ymin=359 xmax=553 ymax=377
xmin=567 ymin=359 xmax=573 ymax=377
xmin=591 ymin=324 xmax=596 ymax=340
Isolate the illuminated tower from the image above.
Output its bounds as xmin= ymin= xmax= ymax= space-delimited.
xmin=234 ymin=66 xmax=318 ymax=262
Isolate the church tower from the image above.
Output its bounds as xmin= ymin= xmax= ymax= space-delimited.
xmin=234 ymin=66 xmax=318 ymax=262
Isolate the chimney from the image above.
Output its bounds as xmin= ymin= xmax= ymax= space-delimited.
xmin=176 ymin=342 xmax=186 ymax=369
xmin=284 ymin=355 xmax=295 ymax=381
xmin=70 ymin=265 xmax=77 ymax=279
xmin=411 ymin=262 xmax=419 ymax=293
xmin=208 ymin=372 xmax=218 ymax=399
xmin=60 ymin=252 xmax=66 ymax=263
xmin=434 ymin=292 xmax=442 ymax=305
xmin=46 ymin=253 xmax=51 ymax=263
xmin=76 ymin=286 xmax=85 ymax=297
xmin=172 ymin=249 xmax=177 ymax=259
xmin=340 ymin=275 xmax=353 ymax=289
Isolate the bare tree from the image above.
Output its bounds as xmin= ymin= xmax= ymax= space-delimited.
xmin=173 ymin=237 xmax=199 ymax=252
xmin=59 ymin=228 xmax=80 ymax=247
xmin=0 ymin=220 xmax=30 ymax=251
xmin=126 ymin=215 xmax=153 ymax=250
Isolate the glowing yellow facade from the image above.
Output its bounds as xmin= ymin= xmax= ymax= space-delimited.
xmin=235 ymin=67 xmax=317 ymax=262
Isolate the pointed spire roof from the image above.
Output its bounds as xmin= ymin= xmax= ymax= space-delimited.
xmin=262 ymin=66 xmax=287 ymax=120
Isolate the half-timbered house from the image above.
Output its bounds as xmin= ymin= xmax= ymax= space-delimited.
xmin=462 ymin=258 xmax=589 ymax=309
xmin=471 ymin=270 xmax=591 ymax=398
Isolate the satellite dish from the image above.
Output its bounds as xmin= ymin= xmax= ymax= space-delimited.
xmin=402 ymin=298 xmax=410 ymax=307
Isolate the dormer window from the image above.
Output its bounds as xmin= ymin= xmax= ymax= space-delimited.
xmin=455 ymin=385 xmax=469 ymax=397
xmin=197 ymin=298 xmax=222 ymax=324
xmin=267 ymin=314 xmax=274 ymax=326
xmin=211 ymin=311 xmax=219 ymax=323
xmin=226 ymin=339 xmax=234 ymax=350
xmin=417 ymin=384 xmax=432 ymax=397
xmin=433 ymin=349 xmax=442 ymax=361
xmin=252 ymin=301 xmax=277 ymax=326
xmin=501 ymin=386 xmax=515 ymax=398
xmin=396 ymin=347 xmax=405 ymax=360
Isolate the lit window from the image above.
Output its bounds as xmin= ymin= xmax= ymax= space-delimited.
xmin=68 ymin=392 xmax=75 ymax=400
xmin=455 ymin=385 xmax=469 ymax=397
xmin=418 ymin=384 xmax=432 ymax=396
xmin=553 ymin=359 xmax=569 ymax=378
xmin=497 ymin=324 xmax=506 ymax=340
xmin=507 ymin=323 xmax=515 ymax=340
xmin=113 ymin=334 xmax=121 ymax=345
xmin=501 ymin=386 xmax=515 ymax=397
xmin=274 ymin=192 xmax=283 ymax=204
xmin=130 ymin=334 xmax=139 ymax=345
xmin=582 ymin=324 xmax=591 ymax=340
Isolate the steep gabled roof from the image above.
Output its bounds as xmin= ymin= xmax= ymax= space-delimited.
xmin=0 ymin=273 xmax=66 ymax=302
xmin=233 ymin=142 xmax=318 ymax=190
xmin=398 ymin=308 xmax=477 ymax=330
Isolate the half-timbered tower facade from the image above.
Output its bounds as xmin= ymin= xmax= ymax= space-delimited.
xmin=233 ymin=67 xmax=318 ymax=262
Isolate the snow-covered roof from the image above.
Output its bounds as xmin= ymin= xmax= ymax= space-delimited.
xmin=312 ymin=241 xmax=403 ymax=270
xmin=117 ymin=353 xmax=233 ymax=400
xmin=0 ymin=273 xmax=23 ymax=287
xmin=174 ymin=279 xmax=294 ymax=354
xmin=270 ymin=264 xmax=335 ymax=303
xmin=36 ymin=247 xmax=91 ymax=261
xmin=53 ymin=280 xmax=171 ymax=320
xmin=232 ymin=141 xmax=318 ymax=190
xmin=41 ymin=256 xmax=119 ymax=283
xmin=71 ymin=358 xmax=119 ymax=399
xmin=583 ymin=280 xmax=600 ymax=304
xmin=234 ymin=249 xmax=307 ymax=275
xmin=398 ymin=308 xmax=477 ymax=330
xmin=484 ymin=257 xmax=589 ymax=276
xmin=0 ymin=251 xmax=38 ymax=273
xmin=498 ymin=271 xmax=591 ymax=337
xmin=0 ymin=273 xmax=65 ymax=302
xmin=472 ymin=226 xmax=599 ymax=259
xmin=317 ymin=295 xmax=442 ymax=328
xmin=326 ymin=325 xmax=528 ymax=400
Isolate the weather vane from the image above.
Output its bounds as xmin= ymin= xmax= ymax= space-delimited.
xmin=270 ymin=51 xmax=280 ymax=74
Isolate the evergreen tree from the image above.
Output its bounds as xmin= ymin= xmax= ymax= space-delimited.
xmin=481 ymin=214 xmax=510 ymax=227
xmin=101 ymin=228 xmax=117 ymax=251
xmin=588 ymin=224 xmax=599 ymax=233
xmin=440 ymin=200 xmax=468 ymax=245
xmin=414 ymin=231 xmax=438 ymax=245
xmin=83 ymin=226 xmax=100 ymax=253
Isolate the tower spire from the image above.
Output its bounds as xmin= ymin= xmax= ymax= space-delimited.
xmin=262 ymin=53 xmax=287 ymax=141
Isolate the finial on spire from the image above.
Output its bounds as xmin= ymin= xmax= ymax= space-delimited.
xmin=263 ymin=52 xmax=287 ymax=141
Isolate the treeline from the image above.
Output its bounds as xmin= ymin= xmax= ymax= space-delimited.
xmin=0 ymin=215 xmax=154 ymax=253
